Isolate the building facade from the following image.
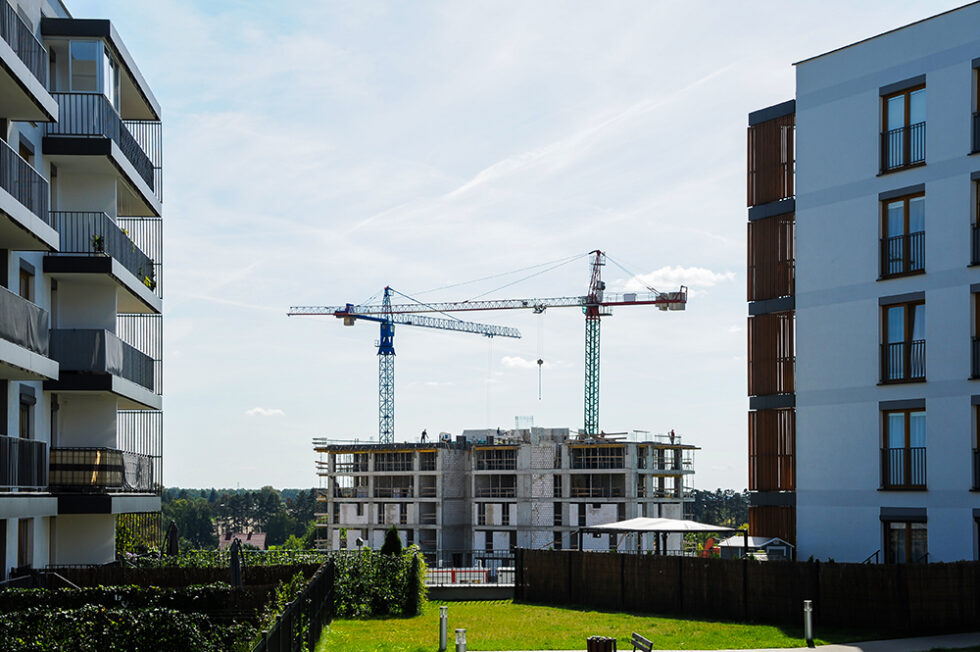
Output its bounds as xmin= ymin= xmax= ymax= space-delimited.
xmin=0 ymin=0 xmax=163 ymax=574
xmin=315 ymin=428 xmax=696 ymax=554
xmin=747 ymin=3 xmax=980 ymax=563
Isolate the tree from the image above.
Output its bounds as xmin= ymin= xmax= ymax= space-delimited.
xmin=161 ymin=497 xmax=217 ymax=548
xmin=381 ymin=525 xmax=402 ymax=555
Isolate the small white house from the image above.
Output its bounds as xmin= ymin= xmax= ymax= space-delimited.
xmin=718 ymin=536 xmax=794 ymax=561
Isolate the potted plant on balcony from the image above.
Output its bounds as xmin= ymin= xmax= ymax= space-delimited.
xmin=91 ymin=233 xmax=105 ymax=253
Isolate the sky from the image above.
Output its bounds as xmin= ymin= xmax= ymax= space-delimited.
xmin=70 ymin=0 xmax=967 ymax=491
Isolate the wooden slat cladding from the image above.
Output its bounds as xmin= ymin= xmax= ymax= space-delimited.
xmin=749 ymin=505 xmax=796 ymax=546
xmin=747 ymin=213 xmax=795 ymax=301
xmin=747 ymin=114 xmax=795 ymax=207
xmin=748 ymin=409 xmax=795 ymax=491
xmin=747 ymin=312 xmax=795 ymax=396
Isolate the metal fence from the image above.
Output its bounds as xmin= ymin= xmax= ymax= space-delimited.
xmin=49 ymin=447 xmax=155 ymax=492
xmin=45 ymin=93 xmax=156 ymax=192
xmin=881 ymin=121 xmax=925 ymax=172
xmin=973 ymin=223 xmax=980 ymax=266
xmin=880 ymin=446 xmax=926 ymax=489
xmin=880 ymin=231 xmax=924 ymax=277
xmin=0 ymin=284 xmax=48 ymax=355
xmin=420 ymin=549 xmax=516 ymax=585
xmin=252 ymin=560 xmax=335 ymax=652
xmin=48 ymin=211 xmax=156 ymax=290
xmin=0 ymin=134 xmax=48 ymax=220
xmin=50 ymin=328 xmax=155 ymax=391
xmin=0 ymin=434 xmax=47 ymax=490
xmin=881 ymin=339 xmax=926 ymax=382
xmin=0 ymin=0 xmax=47 ymax=86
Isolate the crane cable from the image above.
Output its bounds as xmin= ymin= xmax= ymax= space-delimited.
xmin=408 ymin=251 xmax=590 ymax=298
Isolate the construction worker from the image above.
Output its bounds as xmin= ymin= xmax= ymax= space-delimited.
xmin=421 ymin=429 xmax=427 ymax=443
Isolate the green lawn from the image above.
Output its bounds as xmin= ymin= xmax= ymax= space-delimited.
xmin=317 ymin=600 xmax=877 ymax=651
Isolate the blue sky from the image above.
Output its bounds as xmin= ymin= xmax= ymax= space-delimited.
xmin=71 ymin=0 xmax=965 ymax=490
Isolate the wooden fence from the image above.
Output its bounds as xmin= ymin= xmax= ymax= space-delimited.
xmin=515 ymin=549 xmax=980 ymax=633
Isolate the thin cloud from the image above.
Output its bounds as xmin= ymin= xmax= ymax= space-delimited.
xmin=623 ymin=266 xmax=736 ymax=292
xmin=245 ymin=407 xmax=286 ymax=417
xmin=501 ymin=356 xmax=545 ymax=370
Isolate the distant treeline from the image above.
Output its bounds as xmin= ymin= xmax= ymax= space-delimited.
xmin=684 ymin=488 xmax=749 ymax=528
xmin=161 ymin=487 xmax=317 ymax=550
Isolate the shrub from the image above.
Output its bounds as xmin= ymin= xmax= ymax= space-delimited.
xmin=333 ymin=548 xmax=424 ymax=618
xmin=380 ymin=525 xmax=402 ymax=556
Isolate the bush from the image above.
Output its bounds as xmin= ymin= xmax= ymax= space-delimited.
xmin=333 ymin=548 xmax=424 ymax=618
xmin=380 ymin=525 xmax=402 ymax=556
xmin=0 ymin=605 xmax=252 ymax=651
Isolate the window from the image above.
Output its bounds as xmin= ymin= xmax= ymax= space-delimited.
xmin=18 ymin=266 xmax=33 ymax=302
xmin=419 ymin=452 xmax=436 ymax=471
xmin=974 ymin=293 xmax=980 ymax=379
xmin=570 ymin=445 xmax=624 ymax=469
xmin=376 ymin=503 xmax=384 ymax=525
xmin=884 ymin=520 xmax=927 ymax=564
xmin=475 ymin=448 xmax=516 ymax=470
xmin=882 ymin=84 xmax=926 ymax=171
xmin=553 ymin=502 xmax=562 ymax=526
xmin=69 ymin=41 xmax=99 ymax=92
xmin=399 ymin=503 xmax=408 ymax=525
xmin=477 ymin=503 xmax=486 ymax=526
xmin=484 ymin=531 xmax=493 ymax=552
xmin=553 ymin=531 xmax=562 ymax=551
xmin=881 ymin=194 xmax=924 ymax=277
xmin=553 ymin=475 xmax=562 ymax=498
xmin=355 ymin=503 xmax=363 ymax=517
xmin=608 ymin=533 xmax=618 ymax=551
xmin=881 ymin=409 xmax=926 ymax=489
xmin=881 ymin=301 xmax=925 ymax=382
xmin=500 ymin=503 xmax=510 ymax=526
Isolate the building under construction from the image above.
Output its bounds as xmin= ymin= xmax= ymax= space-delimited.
xmin=314 ymin=428 xmax=697 ymax=553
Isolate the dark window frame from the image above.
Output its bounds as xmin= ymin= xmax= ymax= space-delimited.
xmin=880 ymin=192 xmax=925 ymax=278
xmin=881 ymin=408 xmax=927 ymax=490
xmin=881 ymin=84 xmax=926 ymax=172
xmin=881 ymin=300 xmax=926 ymax=383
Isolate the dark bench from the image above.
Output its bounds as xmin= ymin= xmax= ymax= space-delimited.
xmin=631 ymin=632 xmax=652 ymax=652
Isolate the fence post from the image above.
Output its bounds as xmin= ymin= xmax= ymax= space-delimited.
xmin=514 ymin=548 xmax=523 ymax=601
xmin=742 ymin=557 xmax=749 ymax=622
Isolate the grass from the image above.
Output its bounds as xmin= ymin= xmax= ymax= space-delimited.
xmin=316 ymin=600 xmax=881 ymax=651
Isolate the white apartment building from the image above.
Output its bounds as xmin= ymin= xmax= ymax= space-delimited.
xmin=0 ymin=0 xmax=163 ymax=575
xmin=314 ymin=428 xmax=696 ymax=556
xmin=747 ymin=3 xmax=980 ymax=563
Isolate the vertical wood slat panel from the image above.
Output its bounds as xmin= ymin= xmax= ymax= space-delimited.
xmin=749 ymin=505 xmax=796 ymax=546
xmin=747 ymin=213 xmax=795 ymax=301
xmin=747 ymin=312 xmax=795 ymax=396
xmin=748 ymin=114 xmax=795 ymax=207
xmin=749 ymin=409 xmax=795 ymax=491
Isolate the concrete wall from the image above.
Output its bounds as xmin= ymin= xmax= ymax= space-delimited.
xmin=52 ymin=514 xmax=115 ymax=565
xmin=795 ymin=3 xmax=980 ymax=562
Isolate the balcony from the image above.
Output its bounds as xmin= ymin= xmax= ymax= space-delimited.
xmin=881 ymin=340 xmax=926 ymax=383
xmin=569 ymin=487 xmax=625 ymax=498
xmin=474 ymin=486 xmax=517 ymax=498
xmin=881 ymin=122 xmax=925 ymax=173
xmin=880 ymin=232 xmax=924 ymax=278
xmin=0 ymin=435 xmax=47 ymax=490
xmin=880 ymin=447 xmax=926 ymax=490
xmin=43 ymin=93 xmax=161 ymax=215
xmin=47 ymin=329 xmax=159 ymax=409
xmin=374 ymin=486 xmax=414 ymax=498
xmin=0 ymin=1 xmax=55 ymax=121
xmin=0 ymin=285 xmax=57 ymax=380
xmin=0 ymin=137 xmax=57 ymax=250
xmin=49 ymin=447 xmax=156 ymax=493
xmin=44 ymin=211 xmax=160 ymax=313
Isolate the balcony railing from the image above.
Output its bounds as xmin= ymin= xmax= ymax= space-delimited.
xmin=0 ymin=285 xmax=48 ymax=356
xmin=474 ymin=487 xmax=516 ymax=498
xmin=973 ymin=224 xmax=980 ymax=266
xmin=569 ymin=487 xmax=625 ymax=498
xmin=49 ymin=447 xmax=155 ymax=493
xmin=45 ymin=93 xmax=155 ymax=192
xmin=880 ymin=447 xmax=926 ymax=489
xmin=881 ymin=340 xmax=926 ymax=383
xmin=973 ymin=112 xmax=980 ymax=154
xmin=48 ymin=212 xmax=157 ymax=291
xmin=881 ymin=122 xmax=925 ymax=172
xmin=0 ymin=435 xmax=47 ymax=490
xmin=374 ymin=487 xmax=414 ymax=498
xmin=475 ymin=459 xmax=516 ymax=471
xmin=50 ymin=329 xmax=154 ymax=391
xmin=0 ymin=1 xmax=48 ymax=86
xmin=0 ymin=135 xmax=48 ymax=221
xmin=419 ymin=485 xmax=438 ymax=497
xmin=332 ymin=487 xmax=368 ymax=499
xmin=880 ymin=231 xmax=924 ymax=277
xmin=973 ymin=338 xmax=980 ymax=379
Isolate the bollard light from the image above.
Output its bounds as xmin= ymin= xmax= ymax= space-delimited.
xmin=803 ymin=600 xmax=814 ymax=648
xmin=439 ymin=606 xmax=448 ymax=652
xmin=455 ymin=628 xmax=466 ymax=652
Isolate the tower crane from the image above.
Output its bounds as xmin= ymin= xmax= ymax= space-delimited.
xmin=290 ymin=250 xmax=687 ymax=436
xmin=288 ymin=286 xmax=521 ymax=444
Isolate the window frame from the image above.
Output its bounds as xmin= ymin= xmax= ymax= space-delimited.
xmin=881 ymin=84 xmax=926 ymax=172
xmin=881 ymin=408 xmax=927 ymax=490
xmin=881 ymin=300 xmax=926 ymax=383
xmin=880 ymin=192 xmax=925 ymax=278
xmin=883 ymin=519 xmax=928 ymax=564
